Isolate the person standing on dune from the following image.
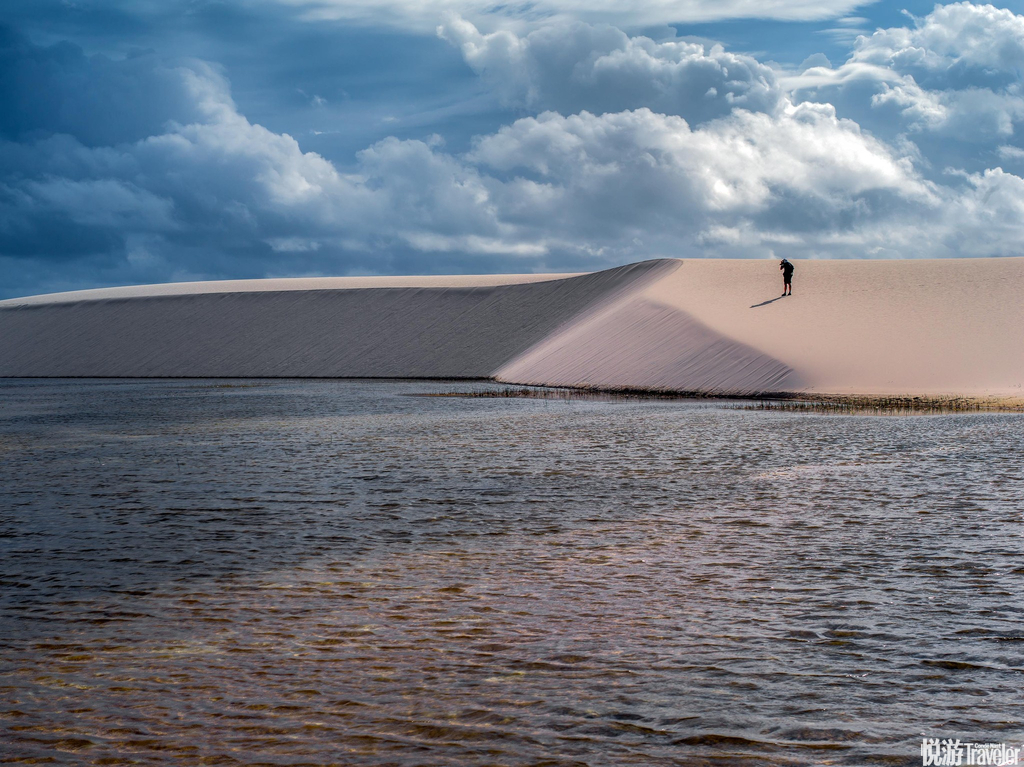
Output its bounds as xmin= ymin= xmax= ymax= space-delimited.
xmin=780 ymin=259 xmax=794 ymax=296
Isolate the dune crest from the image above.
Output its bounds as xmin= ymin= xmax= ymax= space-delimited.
xmin=0 ymin=261 xmax=661 ymax=379
xmin=1 ymin=257 xmax=1022 ymax=399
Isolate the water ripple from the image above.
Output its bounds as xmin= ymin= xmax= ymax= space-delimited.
xmin=1 ymin=379 xmax=1022 ymax=765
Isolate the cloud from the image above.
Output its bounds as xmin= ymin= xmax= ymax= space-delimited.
xmin=0 ymin=25 xmax=207 ymax=147
xmin=941 ymin=168 xmax=1024 ymax=255
xmin=0 ymin=30 xmax=540 ymax=294
xmin=997 ymin=144 xmax=1024 ymax=160
xmin=466 ymin=103 xmax=938 ymax=254
xmin=6 ymin=9 xmax=1024 ymax=299
xmin=851 ymin=2 xmax=1024 ymax=85
xmin=276 ymin=0 xmax=875 ymax=32
xmin=0 ymin=33 xmax=377 ymax=292
xmin=786 ymin=3 xmax=1024 ymax=151
xmin=438 ymin=17 xmax=784 ymax=123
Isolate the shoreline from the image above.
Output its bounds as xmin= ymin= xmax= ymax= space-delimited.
xmin=422 ymin=383 xmax=1024 ymax=413
xmin=3 ymin=375 xmax=1022 ymax=411
xmin=3 ymin=375 xmax=1023 ymax=411
xmin=3 ymin=258 xmax=1022 ymax=396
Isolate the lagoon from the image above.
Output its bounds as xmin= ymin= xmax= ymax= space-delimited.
xmin=1 ymin=379 xmax=1022 ymax=765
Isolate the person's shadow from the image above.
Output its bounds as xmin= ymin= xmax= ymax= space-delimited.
xmin=750 ymin=296 xmax=785 ymax=308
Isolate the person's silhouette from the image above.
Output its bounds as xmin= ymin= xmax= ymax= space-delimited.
xmin=780 ymin=259 xmax=794 ymax=296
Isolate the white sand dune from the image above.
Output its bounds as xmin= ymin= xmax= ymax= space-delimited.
xmin=0 ymin=262 xmax=655 ymax=379
xmin=639 ymin=258 xmax=1024 ymax=398
xmin=1 ymin=257 xmax=1022 ymax=399
xmin=0 ymin=272 xmax=577 ymax=306
xmin=494 ymin=274 xmax=800 ymax=394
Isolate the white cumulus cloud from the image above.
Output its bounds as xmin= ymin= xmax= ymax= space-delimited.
xmin=276 ymin=0 xmax=874 ymax=32
xmin=787 ymin=3 xmax=1024 ymax=148
xmin=466 ymin=103 xmax=938 ymax=255
xmin=439 ymin=17 xmax=784 ymax=123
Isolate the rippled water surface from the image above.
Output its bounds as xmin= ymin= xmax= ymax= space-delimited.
xmin=1 ymin=379 xmax=1023 ymax=766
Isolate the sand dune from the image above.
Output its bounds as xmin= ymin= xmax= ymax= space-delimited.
xmin=1 ymin=257 xmax=1022 ymax=399
xmin=494 ymin=284 xmax=800 ymax=394
xmin=0 ymin=262 xmax=657 ymax=379
xmin=1 ymin=272 xmax=578 ymax=306
xmin=638 ymin=258 xmax=1024 ymax=398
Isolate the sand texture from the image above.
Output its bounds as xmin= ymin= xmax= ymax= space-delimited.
xmin=0 ymin=261 xmax=663 ymax=379
xmin=1 ymin=257 xmax=1022 ymax=398
xmin=0 ymin=272 xmax=578 ymax=307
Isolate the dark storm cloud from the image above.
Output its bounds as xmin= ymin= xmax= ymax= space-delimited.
xmin=0 ymin=12 xmax=511 ymax=297
xmin=1 ymin=0 xmax=495 ymax=160
xmin=0 ymin=25 xmax=205 ymax=146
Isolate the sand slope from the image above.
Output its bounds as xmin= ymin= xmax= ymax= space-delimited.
xmin=0 ymin=261 xmax=660 ymax=379
xmin=1 ymin=257 xmax=1022 ymax=398
xmin=0 ymin=272 xmax=578 ymax=306
xmin=638 ymin=258 xmax=1024 ymax=397
xmin=494 ymin=284 xmax=800 ymax=393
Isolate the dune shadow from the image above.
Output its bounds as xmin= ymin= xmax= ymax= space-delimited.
xmin=750 ymin=296 xmax=786 ymax=308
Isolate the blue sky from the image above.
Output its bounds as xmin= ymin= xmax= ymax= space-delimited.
xmin=3 ymin=0 xmax=1024 ymax=297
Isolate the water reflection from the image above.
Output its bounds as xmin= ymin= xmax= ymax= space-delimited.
xmin=1 ymin=379 xmax=1022 ymax=765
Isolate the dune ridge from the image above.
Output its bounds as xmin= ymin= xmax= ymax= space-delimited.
xmin=0 ymin=272 xmax=579 ymax=307
xmin=0 ymin=260 xmax=664 ymax=379
xmin=1 ymin=257 xmax=1022 ymax=400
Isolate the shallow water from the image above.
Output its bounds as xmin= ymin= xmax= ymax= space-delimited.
xmin=1 ymin=379 xmax=1022 ymax=766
